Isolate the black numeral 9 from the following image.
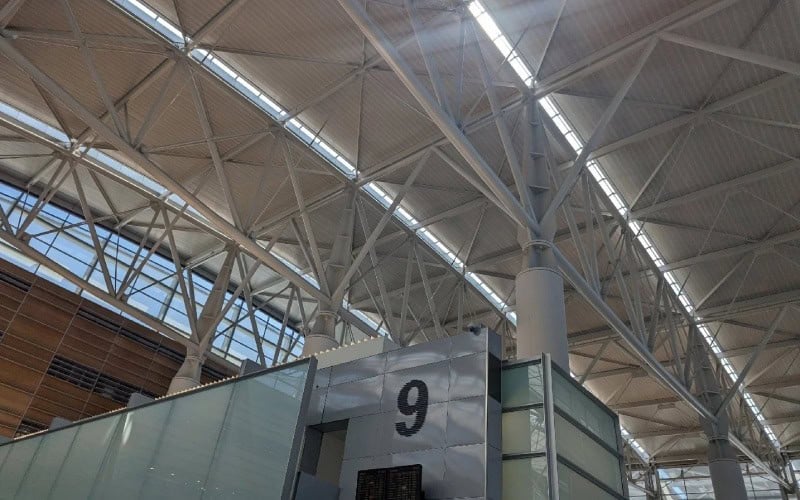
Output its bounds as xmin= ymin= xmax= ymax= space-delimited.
xmin=395 ymin=379 xmax=428 ymax=437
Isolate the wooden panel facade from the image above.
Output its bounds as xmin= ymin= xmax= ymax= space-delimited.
xmin=0 ymin=259 xmax=236 ymax=438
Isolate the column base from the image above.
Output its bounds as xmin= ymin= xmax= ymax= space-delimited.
xmin=166 ymin=376 xmax=202 ymax=394
xmin=708 ymin=456 xmax=747 ymax=500
xmin=515 ymin=267 xmax=569 ymax=369
xmin=167 ymin=352 xmax=202 ymax=395
xmin=302 ymin=334 xmax=340 ymax=356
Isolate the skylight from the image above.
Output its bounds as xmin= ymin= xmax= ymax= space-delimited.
xmin=468 ymin=0 xmax=780 ymax=452
xmin=111 ymin=0 xmax=517 ymax=328
xmin=467 ymin=0 xmax=533 ymax=86
xmin=0 ymin=178 xmax=304 ymax=365
xmin=113 ymin=0 xmax=776 ymax=458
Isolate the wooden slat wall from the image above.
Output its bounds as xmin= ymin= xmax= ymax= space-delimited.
xmin=0 ymin=259 xmax=236 ymax=438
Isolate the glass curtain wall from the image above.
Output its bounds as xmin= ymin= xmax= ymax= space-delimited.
xmin=0 ymin=181 xmax=303 ymax=365
xmin=655 ymin=464 xmax=789 ymax=499
xmin=501 ymin=356 xmax=626 ymax=499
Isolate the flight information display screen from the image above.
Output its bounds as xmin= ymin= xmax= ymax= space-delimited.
xmin=356 ymin=464 xmax=422 ymax=500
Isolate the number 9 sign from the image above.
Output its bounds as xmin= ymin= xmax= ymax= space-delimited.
xmin=395 ymin=379 xmax=429 ymax=437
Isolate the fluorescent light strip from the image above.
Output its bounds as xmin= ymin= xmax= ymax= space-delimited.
xmin=468 ymin=0 xmax=780 ymax=451
xmin=112 ymin=0 xmax=517 ymax=328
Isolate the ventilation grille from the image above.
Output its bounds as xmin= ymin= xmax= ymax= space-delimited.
xmin=76 ymin=307 xmax=119 ymax=332
xmin=16 ymin=418 xmax=47 ymax=437
xmin=0 ymin=269 xmax=32 ymax=293
xmin=47 ymin=355 xmax=157 ymax=405
xmin=77 ymin=307 xmax=228 ymax=380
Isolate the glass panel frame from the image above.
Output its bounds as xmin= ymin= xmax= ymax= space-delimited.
xmin=501 ymin=355 xmax=627 ymax=500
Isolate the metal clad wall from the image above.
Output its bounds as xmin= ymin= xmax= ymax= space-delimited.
xmin=309 ymin=329 xmax=502 ymax=500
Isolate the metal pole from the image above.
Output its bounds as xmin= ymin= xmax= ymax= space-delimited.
xmin=786 ymin=456 xmax=800 ymax=500
xmin=689 ymin=332 xmax=748 ymax=499
xmin=542 ymin=353 xmax=560 ymax=500
xmin=167 ymin=248 xmax=237 ymax=394
xmin=515 ymin=96 xmax=569 ymax=368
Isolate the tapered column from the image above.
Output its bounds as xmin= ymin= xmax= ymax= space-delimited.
xmin=689 ymin=330 xmax=747 ymax=499
xmin=302 ymin=191 xmax=356 ymax=355
xmin=168 ymin=248 xmax=237 ymax=394
xmin=515 ymin=96 xmax=569 ymax=369
xmin=167 ymin=342 xmax=204 ymax=394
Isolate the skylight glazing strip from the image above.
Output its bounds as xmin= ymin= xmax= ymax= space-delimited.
xmin=0 ymin=101 xmax=205 ymax=222
xmin=0 ymin=180 xmax=303 ymax=365
xmin=467 ymin=0 xmax=780 ymax=451
xmin=108 ymin=0 xmax=777 ymax=456
xmin=467 ymin=0 xmax=533 ymax=86
xmin=110 ymin=0 xmax=517 ymax=326
xmin=0 ymin=100 xmax=308 ymax=365
xmin=3 ymin=90 xmax=384 ymax=342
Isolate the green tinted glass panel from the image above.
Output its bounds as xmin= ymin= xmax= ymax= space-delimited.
xmin=92 ymin=400 xmax=174 ymax=498
xmin=0 ymin=436 xmax=40 ymax=497
xmin=0 ymin=360 xmax=312 ymax=500
xmin=552 ymin=369 xmax=617 ymax=448
xmin=555 ymin=413 xmax=622 ymax=492
xmin=203 ymin=364 xmax=311 ymax=498
xmin=558 ymin=461 xmax=618 ymax=500
xmin=503 ymin=456 xmax=549 ymax=500
xmin=502 ymin=408 xmax=546 ymax=455
xmin=51 ymin=414 xmax=123 ymax=498
xmin=139 ymin=383 xmax=234 ymax=498
xmin=15 ymin=426 xmax=78 ymax=498
xmin=502 ymin=363 xmax=544 ymax=408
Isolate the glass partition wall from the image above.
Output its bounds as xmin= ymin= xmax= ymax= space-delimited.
xmin=0 ymin=358 xmax=315 ymax=500
xmin=501 ymin=354 xmax=627 ymax=500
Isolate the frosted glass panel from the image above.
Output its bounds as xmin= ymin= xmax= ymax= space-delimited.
xmin=0 ymin=436 xmax=40 ymax=498
xmin=92 ymin=400 xmax=174 ymax=498
xmin=502 ymin=456 xmax=548 ymax=500
xmin=0 ymin=359 xmax=313 ymax=500
xmin=552 ymin=370 xmax=617 ymax=448
xmin=138 ymin=384 xmax=234 ymax=498
xmin=204 ymin=364 xmax=311 ymax=499
xmin=50 ymin=414 xmax=123 ymax=498
xmin=555 ymin=414 xmax=621 ymax=493
xmin=0 ymin=443 xmax=10 ymax=475
xmin=502 ymin=363 xmax=543 ymax=408
xmin=558 ymin=462 xmax=618 ymax=500
xmin=15 ymin=427 xmax=78 ymax=498
xmin=502 ymin=408 xmax=546 ymax=455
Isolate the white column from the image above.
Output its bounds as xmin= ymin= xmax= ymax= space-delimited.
xmin=690 ymin=331 xmax=748 ymax=499
xmin=515 ymin=97 xmax=569 ymax=370
xmin=302 ymin=191 xmax=355 ymax=356
xmin=515 ymin=266 xmax=569 ymax=368
xmin=168 ymin=248 xmax=237 ymax=394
